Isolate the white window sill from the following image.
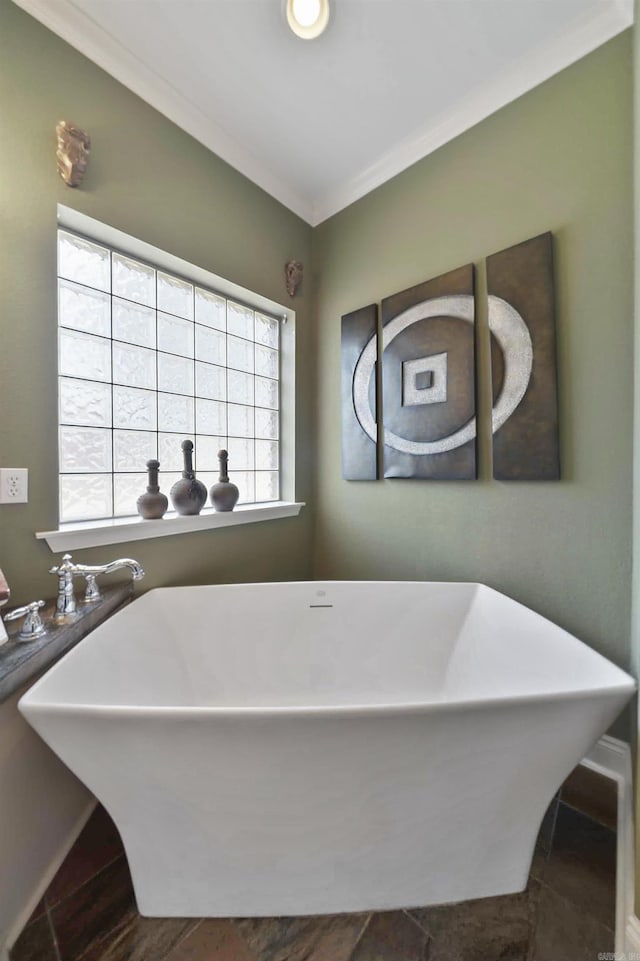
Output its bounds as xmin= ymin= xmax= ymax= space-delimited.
xmin=36 ymin=502 xmax=305 ymax=552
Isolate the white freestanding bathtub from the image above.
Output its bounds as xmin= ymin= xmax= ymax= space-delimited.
xmin=19 ymin=581 xmax=635 ymax=918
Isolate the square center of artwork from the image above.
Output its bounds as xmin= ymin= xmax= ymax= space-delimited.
xmin=415 ymin=371 xmax=434 ymax=390
xmin=403 ymin=352 xmax=448 ymax=407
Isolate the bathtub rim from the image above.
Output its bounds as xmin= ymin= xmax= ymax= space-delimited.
xmin=19 ymin=679 xmax=636 ymax=721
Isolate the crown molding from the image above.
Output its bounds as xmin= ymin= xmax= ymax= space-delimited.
xmin=12 ymin=0 xmax=633 ymax=228
xmin=11 ymin=0 xmax=314 ymax=224
xmin=310 ymin=0 xmax=633 ymax=225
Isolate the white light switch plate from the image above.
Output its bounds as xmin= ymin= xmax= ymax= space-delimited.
xmin=0 ymin=469 xmax=28 ymax=503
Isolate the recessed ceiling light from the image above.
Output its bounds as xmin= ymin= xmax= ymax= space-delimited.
xmin=286 ymin=0 xmax=330 ymax=40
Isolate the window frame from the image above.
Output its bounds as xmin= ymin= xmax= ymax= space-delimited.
xmin=36 ymin=205 xmax=301 ymax=551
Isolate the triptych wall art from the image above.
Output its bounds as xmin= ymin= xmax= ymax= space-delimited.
xmin=341 ymin=232 xmax=559 ymax=481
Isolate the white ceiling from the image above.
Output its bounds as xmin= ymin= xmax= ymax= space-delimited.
xmin=13 ymin=0 xmax=633 ymax=225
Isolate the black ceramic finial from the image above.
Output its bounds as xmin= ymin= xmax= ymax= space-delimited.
xmin=170 ymin=439 xmax=207 ymax=515
xmin=137 ymin=459 xmax=168 ymax=520
xmin=210 ymin=449 xmax=239 ymax=512
xmin=181 ymin=439 xmax=195 ymax=478
xmin=218 ymin=449 xmax=230 ymax=482
xmin=147 ymin=459 xmax=161 ymax=490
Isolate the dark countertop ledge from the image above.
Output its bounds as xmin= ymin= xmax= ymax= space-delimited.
xmin=0 ymin=583 xmax=134 ymax=704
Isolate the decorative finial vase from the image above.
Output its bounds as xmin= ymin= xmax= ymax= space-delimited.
xmin=170 ymin=440 xmax=207 ymax=515
xmin=210 ymin=449 xmax=239 ymax=512
xmin=137 ymin=459 xmax=169 ymax=520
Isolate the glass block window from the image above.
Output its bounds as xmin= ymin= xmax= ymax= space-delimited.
xmin=57 ymin=230 xmax=280 ymax=523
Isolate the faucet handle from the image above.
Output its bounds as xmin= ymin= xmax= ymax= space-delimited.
xmin=50 ymin=554 xmax=81 ymax=618
xmin=84 ymin=574 xmax=100 ymax=602
xmin=4 ymin=600 xmax=46 ymax=642
xmin=49 ymin=553 xmax=75 ymax=576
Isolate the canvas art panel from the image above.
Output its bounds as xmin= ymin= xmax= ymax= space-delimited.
xmin=341 ymin=303 xmax=378 ymax=480
xmin=487 ymin=232 xmax=560 ymax=480
xmin=381 ymin=264 xmax=477 ymax=480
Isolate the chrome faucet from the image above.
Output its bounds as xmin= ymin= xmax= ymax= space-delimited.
xmin=0 ymin=568 xmax=46 ymax=643
xmin=82 ymin=558 xmax=145 ymax=601
xmin=50 ymin=553 xmax=145 ymax=618
xmin=49 ymin=554 xmax=78 ymax=617
xmin=5 ymin=600 xmax=47 ymax=641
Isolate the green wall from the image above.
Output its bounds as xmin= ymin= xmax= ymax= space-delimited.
xmin=312 ymin=34 xmax=634 ymax=677
xmin=0 ymin=0 xmax=314 ymax=605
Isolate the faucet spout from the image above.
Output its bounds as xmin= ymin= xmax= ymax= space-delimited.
xmin=50 ymin=554 xmax=145 ymax=616
xmin=76 ymin=558 xmax=145 ymax=581
xmin=76 ymin=558 xmax=145 ymax=602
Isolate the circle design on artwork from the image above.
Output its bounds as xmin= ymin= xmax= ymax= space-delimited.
xmin=352 ymin=294 xmax=533 ymax=455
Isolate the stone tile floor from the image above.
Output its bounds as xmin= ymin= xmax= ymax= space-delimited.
xmin=11 ymin=778 xmax=617 ymax=961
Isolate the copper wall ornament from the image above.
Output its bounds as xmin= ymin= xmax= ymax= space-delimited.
xmin=56 ymin=120 xmax=91 ymax=187
xmin=285 ymin=260 xmax=303 ymax=297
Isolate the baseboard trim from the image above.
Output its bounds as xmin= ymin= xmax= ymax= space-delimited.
xmin=2 ymin=798 xmax=97 ymax=956
xmin=626 ymin=913 xmax=640 ymax=955
xmin=581 ymin=735 xmax=634 ymax=957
